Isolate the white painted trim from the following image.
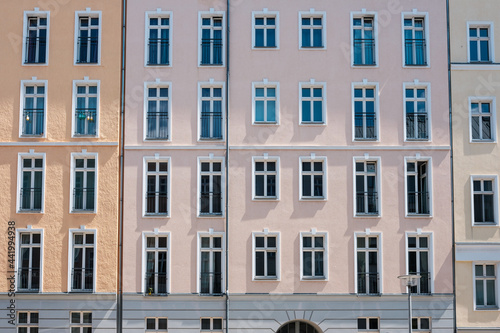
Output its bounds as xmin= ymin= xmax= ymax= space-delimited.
xmin=299 ymin=81 xmax=327 ymax=125
xmin=404 ymin=155 xmax=433 ymax=217
xmin=197 ymin=81 xmax=226 ymax=142
xmin=354 ymin=231 xmax=383 ymax=294
xmin=142 ymin=156 xmax=171 ymax=218
xmin=197 ymin=156 xmax=225 ymax=218
xmin=251 ymin=81 xmax=280 ymax=125
xmin=251 ymin=10 xmax=279 ymax=50
xmin=299 ymin=156 xmax=327 ymax=201
xmin=457 ymin=243 xmax=500 ymax=261
xmin=22 ymin=10 xmax=50 ymax=66
xmin=69 ymin=152 xmax=98 ymax=214
xmin=352 ymin=156 xmax=382 ymax=218
xmin=470 ymin=175 xmax=499 ymax=226
xmin=350 ymin=11 xmax=378 ymax=67
xmin=300 ymin=231 xmax=328 ymax=281
xmin=19 ymin=80 xmax=48 ymax=138
xmin=451 ymin=64 xmax=500 ymax=71
xmin=141 ymin=231 xmax=171 ymax=294
xmin=17 ymin=152 xmax=46 ymax=213
xmin=143 ymin=81 xmax=173 ymax=142
xmin=401 ymin=11 xmax=430 ymax=68
xmin=74 ymin=10 xmax=102 ymax=66
xmin=467 ymin=21 xmax=495 ymax=63
xmin=298 ymin=10 xmax=327 ymax=50
xmin=197 ymin=231 xmax=225 ymax=294
xmin=71 ymin=79 xmax=100 ymax=138
xmin=351 ymin=81 xmax=380 ymax=142
xmin=405 ymin=231 xmax=434 ymax=294
xmin=468 ymin=96 xmax=497 ymax=143
xmin=144 ymin=11 xmax=173 ymax=67
xmin=403 ymin=81 xmax=432 ymax=142
xmin=15 ymin=227 xmax=44 ymax=292
xmin=124 ymin=145 xmax=450 ymax=151
xmin=251 ymin=156 xmax=280 ymax=201
xmin=252 ymin=231 xmax=280 ymax=281
xmin=198 ymin=11 xmax=226 ymax=67
xmin=67 ymin=228 xmax=97 ymax=292
xmin=472 ymin=262 xmax=500 ymax=311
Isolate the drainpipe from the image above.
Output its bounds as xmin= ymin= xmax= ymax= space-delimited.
xmin=445 ymin=0 xmax=457 ymax=331
xmin=225 ymin=0 xmax=230 ymax=332
xmin=117 ymin=0 xmax=127 ymax=331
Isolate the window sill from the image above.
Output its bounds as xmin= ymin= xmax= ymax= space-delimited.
xmin=472 ymin=222 xmax=498 ymax=227
xmin=20 ymin=135 xmax=44 ymax=138
xmin=253 ymin=122 xmax=278 ymax=126
xmin=23 ymin=62 xmax=48 ymax=66
xmin=403 ymin=64 xmax=429 ymax=68
xmin=475 ymin=306 xmax=499 ymax=311
xmin=144 ymin=293 xmax=169 ymax=297
xmin=199 ymin=63 xmax=224 ymax=67
xmin=302 ymin=277 xmax=326 ymax=281
xmin=299 ymin=46 xmax=326 ymax=50
xmin=198 ymin=213 xmax=224 ymax=218
xmin=144 ymin=213 xmax=170 ymax=218
xmin=253 ymin=197 xmax=278 ymax=201
xmin=253 ymin=46 xmax=278 ymax=50
xmin=300 ymin=197 xmax=326 ymax=201
xmin=254 ymin=276 xmax=278 ymax=281
xmin=352 ymin=63 xmax=377 ymax=67
xmin=355 ymin=213 xmax=380 ymax=218
xmin=356 ymin=293 xmax=381 ymax=297
xmin=199 ymin=138 xmax=224 ymax=141
xmin=299 ymin=122 xmax=325 ymax=126
xmin=470 ymin=139 xmax=496 ymax=144
xmin=16 ymin=290 xmax=40 ymax=294
xmin=406 ymin=213 xmax=432 ymax=218
xmin=146 ymin=63 xmax=171 ymax=67
xmin=73 ymin=135 xmax=98 ymax=138
xmin=199 ymin=293 xmax=224 ymax=297
xmin=17 ymin=210 xmax=43 ymax=214
xmin=75 ymin=62 xmax=100 ymax=66
xmin=405 ymin=138 xmax=430 ymax=142
xmin=145 ymin=138 xmax=170 ymax=141
xmin=354 ymin=138 xmax=378 ymax=142
xmin=70 ymin=290 xmax=94 ymax=293
xmin=71 ymin=210 xmax=97 ymax=214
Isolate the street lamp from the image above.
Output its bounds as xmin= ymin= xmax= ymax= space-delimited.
xmin=398 ymin=274 xmax=421 ymax=333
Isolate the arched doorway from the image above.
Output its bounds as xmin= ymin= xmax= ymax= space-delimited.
xmin=276 ymin=320 xmax=322 ymax=333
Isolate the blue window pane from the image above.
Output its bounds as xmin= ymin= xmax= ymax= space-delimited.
xmin=366 ymin=89 xmax=374 ymax=98
xmin=77 ymin=86 xmax=86 ymax=94
xmin=159 ymin=88 xmax=168 ymax=97
xmin=404 ymin=19 xmax=412 ymax=26
xmin=302 ymin=101 xmax=311 ymax=122
xmin=354 ymin=89 xmax=362 ymax=98
xmin=313 ymin=18 xmax=322 ymax=26
xmin=255 ymin=18 xmax=264 ymax=25
xmin=255 ymin=101 xmax=264 ymax=122
xmin=302 ymin=18 xmax=310 ymax=25
xmin=89 ymin=86 xmax=97 ymax=94
xmin=302 ymin=29 xmax=311 ymax=47
xmin=469 ymin=28 xmax=477 ymax=37
xmin=313 ymin=101 xmax=322 ymax=122
xmin=255 ymin=29 xmax=264 ymax=47
xmin=480 ymin=28 xmax=488 ymax=37
xmin=268 ymin=18 xmax=275 ymax=25
xmin=202 ymin=88 xmax=210 ymax=97
xmin=470 ymin=41 xmax=478 ymax=61
xmin=481 ymin=103 xmax=490 ymax=113
xmin=313 ymin=88 xmax=322 ymax=97
xmin=267 ymin=101 xmax=276 ymax=122
xmin=313 ymin=29 xmax=322 ymax=47
xmin=406 ymin=101 xmax=414 ymax=113
xmin=26 ymin=86 xmax=34 ymax=94
xmin=148 ymin=88 xmax=156 ymax=97
xmin=302 ymin=88 xmax=311 ymax=98
xmin=406 ymin=89 xmax=414 ymax=98
xmin=480 ymin=41 xmax=489 ymax=61
xmin=255 ymin=88 xmax=264 ymax=97
xmin=267 ymin=29 xmax=276 ymax=47
xmin=417 ymin=89 xmax=425 ymax=98
xmin=267 ymin=88 xmax=275 ymax=97
xmin=353 ymin=18 xmax=361 ymax=26
xmin=202 ymin=18 xmax=210 ymax=25
xmin=213 ymin=88 xmax=222 ymax=97
xmin=150 ymin=18 xmax=158 ymax=25
xmin=161 ymin=18 xmax=169 ymax=25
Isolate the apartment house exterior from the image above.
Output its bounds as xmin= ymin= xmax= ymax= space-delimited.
xmin=0 ymin=0 xmax=121 ymax=331
xmin=450 ymin=0 xmax=500 ymax=332
xmin=123 ymin=0 xmax=453 ymax=332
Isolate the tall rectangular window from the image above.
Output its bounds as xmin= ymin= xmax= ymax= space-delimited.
xmin=405 ymin=86 xmax=429 ymax=140
xmin=471 ymin=100 xmax=494 ymax=141
xmin=74 ymin=83 xmax=98 ymax=137
xmin=145 ymin=160 xmax=169 ymax=216
xmin=300 ymin=158 xmax=326 ymax=199
xmin=18 ymin=232 xmax=41 ymax=292
xmin=76 ymin=13 xmax=100 ymax=64
xmin=253 ymin=15 xmax=277 ymax=48
xmin=253 ymin=84 xmax=277 ymax=124
xmin=475 ymin=264 xmax=497 ymax=308
xmin=72 ymin=156 xmax=96 ymax=212
xmin=253 ymin=234 xmax=278 ymax=279
xmin=18 ymin=312 xmax=39 ymax=333
xmin=406 ymin=160 xmax=430 ymax=215
xmin=145 ymin=235 xmax=168 ymax=295
xmin=300 ymin=13 xmax=325 ymax=48
xmin=354 ymin=86 xmax=377 ymax=140
xmin=200 ymin=15 xmax=223 ymax=65
xmin=300 ymin=83 xmax=325 ymax=124
xmin=404 ymin=16 xmax=427 ymax=66
xmin=201 ymin=318 xmax=223 ymax=331
xmin=253 ymin=158 xmax=278 ymax=199
xmin=147 ymin=14 xmax=170 ymax=66
xmin=355 ymin=161 xmax=378 ymax=215
xmin=21 ymin=82 xmax=45 ymax=137
xmin=301 ymin=234 xmax=326 ymax=279
xmin=146 ymin=317 xmax=168 ymax=332
xmin=71 ymin=233 xmax=94 ymax=292
xmin=70 ymin=312 xmax=92 ymax=333
xmin=199 ymin=235 xmax=223 ymax=295
xmin=19 ymin=156 xmax=43 ymax=212
xmin=469 ymin=25 xmax=491 ymax=63
xmin=199 ymin=160 xmax=223 ymax=215
xmin=407 ymin=235 xmax=431 ymax=294
xmin=472 ymin=177 xmax=497 ymax=225
xmin=24 ymin=13 xmax=48 ymax=64
xmin=200 ymin=85 xmax=223 ymax=140
xmin=353 ymin=17 xmax=375 ymax=65
xmin=356 ymin=235 xmax=379 ymax=295
xmin=145 ymin=85 xmax=170 ymax=140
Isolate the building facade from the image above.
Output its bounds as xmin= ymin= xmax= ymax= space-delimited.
xmin=0 ymin=0 xmax=121 ymax=331
xmin=450 ymin=0 xmax=500 ymax=332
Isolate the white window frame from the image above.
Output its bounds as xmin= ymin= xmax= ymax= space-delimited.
xmin=143 ymin=81 xmax=172 ymax=141
xmin=252 ymin=80 xmax=279 ymax=125
xmin=72 ymin=78 xmax=100 ymax=138
xmin=69 ymin=152 xmax=98 ymax=214
xmin=252 ymin=10 xmax=279 ymax=50
xmin=412 ymin=317 xmax=432 ymax=332
xmin=357 ymin=317 xmax=380 ymax=332
xmin=299 ymin=80 xmax=326 ymax=125
xmin=300 ymin=231 xmax=328 ymax=280
xmin=403 ymin=81 xmax=432 ymax=142
xmin=197 ymin=156 xmax=225 ymax=217
xmin=145 ymin=10 xmax=173 ymax=67
xmin=350 ymin=11 xmax=378 ymax=67
xmin=469 ymin=97 xmax=496 ymax=143
xmin=197 ymin=231 xmax=225 ymax=295
xmin=19 ymin=79 xmax=48 ymax=138
xmin=17 ymin=311 xmax=39 ymax=332
xmin=22 ymin=10 xmax=50 ymax=66
xmin=467 ymin=22 xmax=495 ymax=63
xmin=354 ymin=231 xmax=383 ymax=294
xmin=142 ymin=231 xmax=171 ymax=295
xmin=70 ymin=311 xmax=93 ymax=332
xmin=74 ymin=9 xmax=102 ymax=65
xmin=16 ymin=227 xmax=44 ymax=292
xmin=145 ymin=317 xmax=168 ymax=332
xmin=198 ymin=81 xmax=225 ymax=141
xmin=404 ymin=156 xmax=433 ymax=217
xmin=198 ymin=11 xmax=225 ymax=67
xmin=200 ymin=317 xmax=223 ymax=332
xmin=252 ymin=231 xmax=280 ymax=280
xmin=401 ymin=11 xmax=430 ymax=68
xmin=17 ymin=152 xmax=46 ymax=213
xmin=298 ymin=10 xmax=326 ymax=50
xmin=353 ymin=156 xmax=382 ymax=217
xmin=405 ymin=231 xmax=434 ymax=294
xmin=67 ymin=228 xmax=97 ymax=292
xmin=299 ymin=156 xmax=327 ymax=201
xmin=473 ymin=262 xmax=499 ymax=310
xmin=143 ymin=156 xmax=171 ymax=218
xmin=252 ymin=156 xmax=279 ymax=200
xmin=352 ymin=81 xmax=379 ymax=142
xmin=471 ymin=175 xmax=499 ymax=226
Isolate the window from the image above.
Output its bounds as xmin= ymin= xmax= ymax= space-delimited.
xmin=18 ymin=312 xmax=38 ymax=333
xmin=406 ymin=160 xmax=431 ymax=215
xmin=145 ymin=84 xmax=170 ymax=140
xmin=253 ymin=157 xmax=278 ymax=200
xmin=199 ymin=84 xmax=224 ymax=140
xmin=355 ymin=160 xmax=379 ymax=215
xmin=300 ymin=82 xmax=325 ymax=124
xmin=277 ymin=321 xmax=320 ymax=333
xmin=70 ymin=312 xmax=92 ymax=333
xmin=199 ymin=159 xmax=223 ymax=216
xmin=144 ymin=159 xmax=169 ymax=216
xmin=253 ymin=12 xmax=278 ymax=48
xmin=253 ymin=83 xmax=278 ymax=124
xmin=144 ymin=235 xmax=168 ymax=295
xmin=71 ymin=232 xmax=94 ymax=292
xmin=403 ymin=15 xmax=427 ymax=66
xmin=352 ymin=16 xmax=375 ymax=66
xmin=353 ymin=85 xmax=377 ymax=140
xmin=470 ymin=99 xmax=495 ymax=141
xmin=469 ymin=24 xmax=492 ymax=63
xmin=75 ymin=12 xmax=100 ymax=64
xmin=146 ymin=317 xmax=168 ymax=332
xmin=146 ymin=12 xmax=171 ymax=66
xmin=356 ymin=235 xmax=380 ymax=294
xmin=405 ymin=85 xmax=429 ymax=141
xmin=412 ymin=317 xmax=431 ymax=332
xmin=199 ymin=14 xmax=224 ymax=66
xmin=475 ymin=264 xmax=497 ymax=308
xmin=472 ymin=177 xmax=497 ymax=225
xmin=18 ymin=155 xmax=44 ymax=212
xmin=18 ymin=232 xmax=41 ymax=292
xmin=301 ymin=233 xmax=326 ymax=279
xmin=407 ymin=235 xmax=431 ymax=294
xmin=23 ymin=11 xmax=48 ymax=64
xmin=71 ymin=154 xmax=97 ymax=212
xmin=299 ymin=11 xmax=325 ymax=49
xmin=300 ymin=157 xmax=326 ymax=200
xmin=73 ymin=81 xmax=98 ymax=137
xmin=201 ymin=318 xmax=222 ymax=331
xmin=357 ymin=318 xmax=379 ymax=332
xmin=20 ymin=80 xmax=46 ymax=137
xmin=199 ymin=234 xmax=223 ymax=295
xmin=253 ymin=233 xmax=278 ymax=279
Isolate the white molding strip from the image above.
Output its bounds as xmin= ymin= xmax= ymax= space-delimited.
xmin=0 ymin=142 xmax=118 ymax=147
